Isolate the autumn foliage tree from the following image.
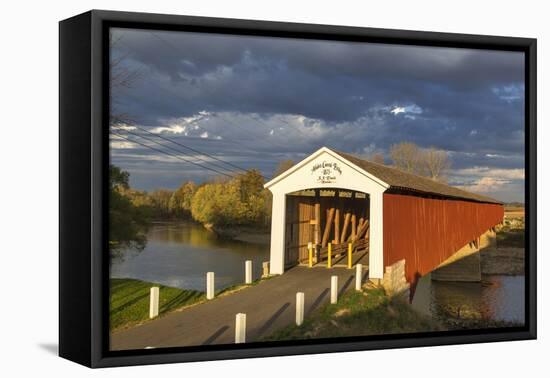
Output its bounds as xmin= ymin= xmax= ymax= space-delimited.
xmin=148 ymin=189 xmax=174 ymax=219
xmin=169 ymin=181 xmax=197 ymax=217
xmin=191 ymin=170 xmax=270 ymax=228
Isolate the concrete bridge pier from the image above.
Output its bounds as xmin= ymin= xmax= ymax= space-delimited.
xmin=431 ymin=229 xmax=497 ymax=282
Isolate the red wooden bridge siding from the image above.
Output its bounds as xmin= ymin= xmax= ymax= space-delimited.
xmin=383 ymin=193 xmax=504 ymax=291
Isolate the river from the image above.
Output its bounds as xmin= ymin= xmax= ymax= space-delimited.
xmin=110 ymin=222 xmax=270 ymax=291
xmin=111 ymin=222 xmax=525 ymax=325
xmin=412 ymin=272 xmax=525 ymax=324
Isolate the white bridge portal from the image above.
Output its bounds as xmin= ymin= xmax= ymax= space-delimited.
xmin=264 ymin=147 xmax=389 ymax=279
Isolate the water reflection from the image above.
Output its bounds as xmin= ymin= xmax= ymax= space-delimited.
xmin=412 ymin=273 xmax=525 ymax=324
xmin=110 ymin=222 xmax=270 ymax=291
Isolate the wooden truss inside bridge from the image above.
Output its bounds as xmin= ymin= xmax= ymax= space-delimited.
xmin=284 ymin=188 xmax=370 ymax=268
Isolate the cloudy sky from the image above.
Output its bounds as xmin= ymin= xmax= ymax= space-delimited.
xmin=109 ymin=27 xmax=525 ymax=202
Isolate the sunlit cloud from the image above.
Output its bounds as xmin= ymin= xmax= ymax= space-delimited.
xmin=151 ymin=125 xmax=188 ymax=135
xmin=110 ymin=141 xmax=137 ymax=149
xmin=492 ymin=84 xmax=524 ymax=102
xmin=151 ymin=111 xmax=211 ymax=135
xmin=390 ymin=104 xmax=423 ymax=116
xmin=451 ymin=166 xmax=524 ymax=196
xmin=110 ymin=133 xmax=137 ymax=149
xmin=457 ymin=177 xmax=510 ymax=193
xmin=454 ymin=166 xmax=525 ymax=180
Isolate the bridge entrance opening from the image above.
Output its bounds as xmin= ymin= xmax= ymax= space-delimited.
xmin=284 ymin=188 xmax=370 ymax=268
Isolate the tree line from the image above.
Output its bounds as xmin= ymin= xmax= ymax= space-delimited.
xmin=109 ymin=165 xmax=271 ymax=257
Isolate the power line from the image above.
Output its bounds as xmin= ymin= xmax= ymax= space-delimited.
xmin=112 ymin=33 xmax=287 ymax=178
xmin=111 ymin=131 xmax=235 ymax=179
xmin=113 ymin=130 xmax=236 ymax=178
xmin=115 ymin=127 xmax=244 ymax=176
xmin=130 ymin=125 xmax=251 ymax=174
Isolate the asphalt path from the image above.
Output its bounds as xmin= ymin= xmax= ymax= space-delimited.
xmin=111 ymin=257 xmax=368 ymax=351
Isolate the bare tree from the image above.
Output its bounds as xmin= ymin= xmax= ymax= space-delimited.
xmin=272 ymin=159 xmax=295 ymax=178
xmin=422 ymin=147 xmax=451 ymax=182
xmin=109 ymin=34 xmax=142 ymax=126
xmin=370 ymin=152 xmax=385 ymax=165
xmin=390 ymin=142 xmax=421 ymax=174
xmin=390 ymin=142 xmax=451 ymax=182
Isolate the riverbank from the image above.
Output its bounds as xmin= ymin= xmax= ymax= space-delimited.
xmin=440 ymin=316 xmax=523 ymax=330
xmin=204 ymin=223 xmax=270 ymax=244
xmin=481 ymin=216 xmax=525 ymax=275
xmin=481 ymin=247 xmax=524 ymax=275
xmin=263 ymin=285 xmax=443 ymax=341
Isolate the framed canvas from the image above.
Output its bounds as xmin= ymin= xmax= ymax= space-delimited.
xmin=59 ymin=9 xmax=537 ymax=368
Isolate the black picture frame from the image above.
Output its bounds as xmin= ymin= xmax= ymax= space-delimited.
xmin=59 ymin=9 xmax=537 ymax=368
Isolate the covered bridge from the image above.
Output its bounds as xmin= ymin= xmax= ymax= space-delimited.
xmin=264 ymin=147 xmax=504 ymax=292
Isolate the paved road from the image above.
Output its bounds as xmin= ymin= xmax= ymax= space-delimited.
xmin=111 ymin=257 xmax=369 ymax=350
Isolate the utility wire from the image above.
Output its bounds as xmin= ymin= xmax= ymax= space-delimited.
xmin=115 ymin=127 xmax=242 ymax=176
xmin=130 ymin=125 xmax=251 ymax=174
xmin=112 ymin=33 xmax=279 ymax=179
xmin=111 ymin=131 xmax=235 ymax=179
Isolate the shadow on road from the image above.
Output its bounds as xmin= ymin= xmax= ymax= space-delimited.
xmin=202 ymin=325 xmax=230 ymax=345
xmin=339 ymin=276 xmax=354 ymax=297
xmin=309 ymin=288 xmax=329 ymax=314
xmin=257 ymin=302 xmax=290 ymax=336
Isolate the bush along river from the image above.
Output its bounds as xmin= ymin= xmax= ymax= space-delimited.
xmin=112 ymin=221 xmax=524 ymax=329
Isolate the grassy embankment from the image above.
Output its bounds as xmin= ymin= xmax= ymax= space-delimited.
xmin=110 ymin=279 xmax=204 ymax=331
xmin=498 ymin=207 xmax=525 ymax=248
xmin=110 ymin=276 xmax=270 ymax=332
xmin=263 ymin=286 xmax=442 ymax=341
xmin=481 ymin=208 xmax=525 ymax=275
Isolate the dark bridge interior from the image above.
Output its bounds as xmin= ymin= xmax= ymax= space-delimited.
xmin=284 ymin=188 xmax=370 ymax=267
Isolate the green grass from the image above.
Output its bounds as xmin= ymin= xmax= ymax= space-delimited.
xmin=110 ymin=278 xmax=205 ymax=331
xmin=263 ymin=287 xmax=442 ymax=341
xmin=110 ymin=276 xmax=274 ymax=331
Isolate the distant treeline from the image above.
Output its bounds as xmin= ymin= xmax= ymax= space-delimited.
xmin=504 ymin=202 xmax=525 ymax=208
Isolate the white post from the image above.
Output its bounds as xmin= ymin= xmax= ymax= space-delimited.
xmin=245 ymin=260 xmax=252 ymax=284
xmin=369 ymin=191 xmax=384 ymax=279
xmin=355 ymin=263 xmax=363 ymax=291
xmin=206 ymin=272 xmax=215 ymax=300
xmin=269 ymin=191 xmax=286 ymax=274
xmin=149 ymin=287 xmax=159 ymax=319
xmin=262 ymin=261 xmax=270 ymax=278
xmin=235 ymin=313 xmax=247 ymax=343
xmin=296 ymin=292 xmax=305 ymax=326
xmin=331 ymin=276 xmax=338 ymax=304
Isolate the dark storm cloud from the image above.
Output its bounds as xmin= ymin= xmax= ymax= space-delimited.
xmin=109 ymin=28 xmax=525 ymax=202
xmin=112 ymin=28 xmax=524 ymax=122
